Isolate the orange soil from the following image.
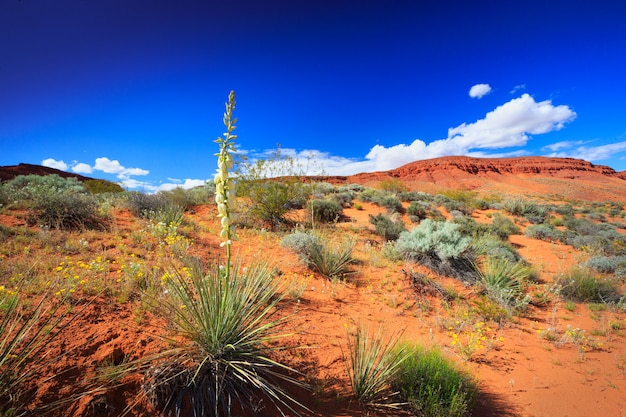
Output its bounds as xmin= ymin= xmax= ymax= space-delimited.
xmin=1 ymin=202 xmax=626 ymax=417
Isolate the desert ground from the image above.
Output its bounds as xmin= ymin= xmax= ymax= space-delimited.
xmin=1 ymin=161 xmax=626 ymax=417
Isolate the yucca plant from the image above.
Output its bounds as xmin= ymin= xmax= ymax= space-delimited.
xmin=476 ymin=256 xmax=532 ymax=310
xmin=142 ymin=90 xmax=306 ymax=417
xmin=344 ymin=325 xmax=408 ymax=408
xmin=144 ymin=260 xmax=303 ymax=416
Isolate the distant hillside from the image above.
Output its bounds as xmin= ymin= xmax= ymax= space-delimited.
xmin=0 ymin=163 xmax=123 ymax=193
xmin=322 ymin=156 xmax=626 ymax=202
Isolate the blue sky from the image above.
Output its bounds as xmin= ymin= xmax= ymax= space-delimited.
xmin=1 ymin=0 xmax=625 ymax=192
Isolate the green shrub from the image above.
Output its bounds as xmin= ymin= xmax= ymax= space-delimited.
xmin=378 ymin=177 xmax=408 ymax=194
xmin=395 ymin=220 xmax=475 ymax=282
xmin=525 ymin=224 xmax=562 ymax=242
xmin=236 ymin=149 xmax=312 ymax=230
xmin=488 ymin=213 xmax=521 ymax=239
xmin=470 ymin=235 xmax=521 ymax=263
xmin=556 ymin=267 xmax=622 ymax=303
xmin=31 ymin=189 xmax=107 ymax=230
xmin=369 ymin=213 xmax=407 ymax=242
xmin=309 ymin=198 xmax=343 ymax=223
xmin=377 ymin=194 xmax=404 ymax=213
xmin=398 ymin=191 xmax=432 ymax=202
xmin=345 ymin=325 xmax=408 ymax=407
xmin=146 ymin=204 xmax=185 ymax=227
xmin=83 ymin=179 xmax=124 ymax=194
xmin=1 ymin=174 xmax=85 ymax=202
xmin=160 ymin=184 xmax=214 ymax=209
xmin=127 ymin=192 xmax=169 ymax=218
xmin=452 ymin=216 xmax=489 ymax=237
xmin=391 ymin=343 xmax=477 ymax=417
xmin=395 ymin=220 xmax=470 ymax=262
xmin=407 ymin=201 xmax=429 ymax=220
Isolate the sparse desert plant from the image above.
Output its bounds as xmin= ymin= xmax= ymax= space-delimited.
xmin=556 ymin=267 xmax=622 ymax=303
xmin=281 ymin=230 xmax=355 ymax=279
xmin=585 ymin=255 xmax=626 ymax=274
xmin=146 ymin=203 xmax=185 ymax=228
xmin=309 ymin=198 xmax=343 ymax=223
xmin=127 ymin=192 xmax=169 ymax=218
xmin=160 ymin=184 xmax=214 ymax=209
xmin=525 ymin=223 xmax=562 ymax=242
xmin=470 ymin=234 xmax=521 ymax=263
xmin=378 ymin=177 xmax=408 ymax=194
xmin=391 ymin=343 xmax=477 ymax=417
xmin=377 ymin=194 xmax=404 ymax=213
xmin=236 ymin=147 xmax=315 ymax=230
xmin=344 ymin=325 xmax=408 ymax=408
xmin=369 ymin=213 xmax=407 ymax=242
xmin=488 ymin=213 xmax=521 ymax=239
xmin=504 ymin=198 xmax=548 ymax=223
xmin=395 ymin=220 xmax=475 ymax=282
xmin=476 ymin=256 xmax=532 ymax=311
xmin=0 ymin=284 xmax=92 ymax=416
xmin=407 ymin=201 xmax=429 ymax=221
xmin=30 ymin=189 xmax=108 ymax=230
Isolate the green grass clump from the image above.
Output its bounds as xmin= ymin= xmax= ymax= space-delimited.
xmin=391 ymin=343 xmax=477 ymax=417
xmin=345 ymin=325 xmax=408 ymax=408
xmin=556 ymin=267 xmax=622 ymax=303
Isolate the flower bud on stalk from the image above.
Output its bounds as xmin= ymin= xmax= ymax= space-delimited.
xmin=214 ymin=91 xmax=238 ymax=278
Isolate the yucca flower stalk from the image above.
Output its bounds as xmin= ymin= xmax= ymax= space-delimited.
xmin=214 ymin=90 xmax=238 ymax=279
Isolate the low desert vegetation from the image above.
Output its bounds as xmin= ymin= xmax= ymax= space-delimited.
xmin=1 ymin=91 xmax=626 ymax=417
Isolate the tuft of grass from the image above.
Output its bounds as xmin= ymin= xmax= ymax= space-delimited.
xmin=556 ymin=267 xmax=622 ymax=303
xmin=344 ymin=325 xmax=408 ymax=408
xmin=281 ymin=231 xmax=355 ymax=279
xmin=391 ymin=343 xmax=477 ymax=417
xmin=476 ymin=256 xmax=532 ymax=311
xmin=1 ymin=283 xmax=95 ymax=416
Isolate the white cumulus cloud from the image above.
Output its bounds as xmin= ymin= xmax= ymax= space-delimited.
xmin=94 ymin=157 xmax=149 ymax=179
xmin=41 ymin=158 xmax=68 ymax=171
xmin=544 ymin=140 xmax=626 ymax=162
xmin=71 ymin=162 xmax=93 ymax=174
xmin=469 ymin=83 xmax=492 ymax=99
xmin=282 ymin=94 xmax=577 ymax=175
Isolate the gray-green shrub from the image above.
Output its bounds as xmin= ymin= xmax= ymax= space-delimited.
xmin=525 ymin=224 xmax=562 ymax=242
xmin=396 ymin=219 xmax=471 ymax=262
